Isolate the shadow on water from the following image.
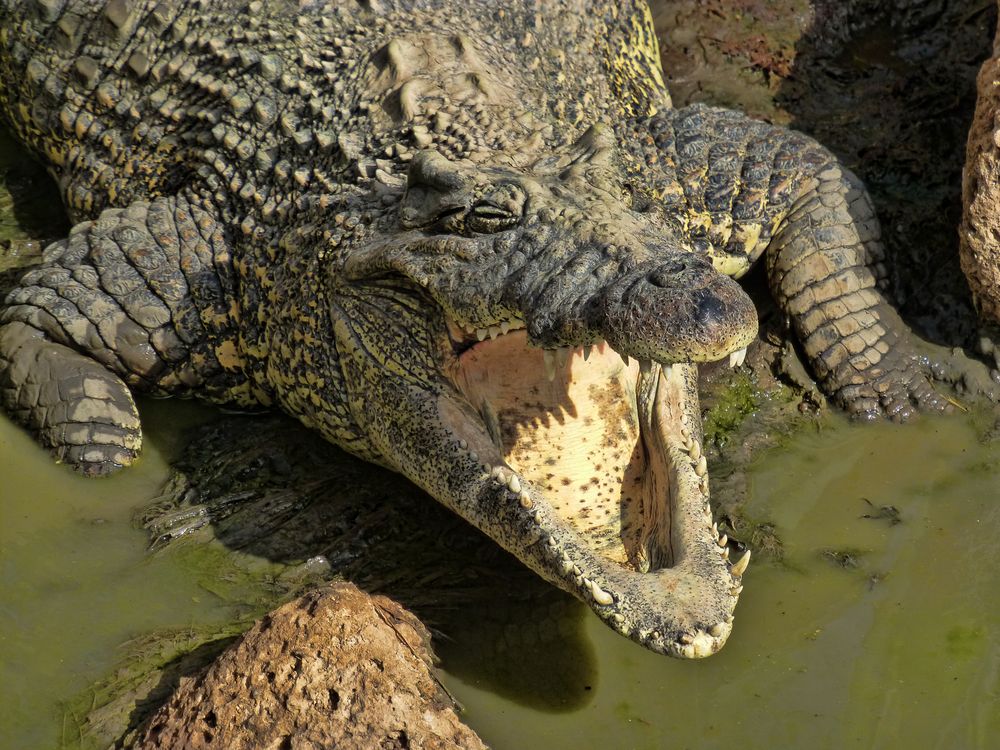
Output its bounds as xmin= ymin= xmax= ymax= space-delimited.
xmin=775 ymin=0 xmax=996 ymax=346
xmin=140 ymin=412 xmax=597 ymax=714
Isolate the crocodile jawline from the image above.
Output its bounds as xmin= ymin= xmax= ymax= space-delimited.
xmin=438 ymin=326 xmax=747 ymax=658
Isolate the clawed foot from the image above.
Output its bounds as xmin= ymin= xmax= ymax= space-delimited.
xmin=828 ymin=335 xmax=1000 ymax=422
xmin=832 ymin=352 xmax=950 ymax=423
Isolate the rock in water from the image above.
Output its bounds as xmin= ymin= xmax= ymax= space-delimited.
xmin=961 ymin=5 xmax=1000 ymax=374
xmin=133 ymin=582 xmax=487 ymax=750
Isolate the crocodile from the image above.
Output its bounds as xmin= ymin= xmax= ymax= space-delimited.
xmin=0 ymin=0 xmax=946 ymax=659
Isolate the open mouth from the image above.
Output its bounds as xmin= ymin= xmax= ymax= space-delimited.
xmin=439 ymin=319 xmax=750 ymax=657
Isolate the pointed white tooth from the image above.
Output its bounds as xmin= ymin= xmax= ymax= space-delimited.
xmin=588 ymin=579 xmax=614 ymax=606
xmin=722 ymin=547 xmax=730 ymax=560
xmin=731 ymin=550 xmax=751 ymax=577
xmin=689 ymin=440 xmax=701 ymax=461
xmin=556 ymin=347 xmax=570 ymax=368
xmin=639 ymin=358 xmax=652 ymax=375
xmin=458 ymin=439 xmax=468 ymax=450
xmin=729 ymin=351 xmax=738 ymax=368
xmin=519 ymin=491 xmax=533 ymax=509
xmin=500 ymin=321 xmax=511 ymax=334
xmin=718 ymin=533 xmax=728 ymax=547
xmin=477 ymin=328 xmax=488 ymax=341
xmin=736 ymin=347 xmax=747 ymax=367
xmin=583 ymin=344 xmax=593 ymax=361
xmin=712 ymin=522 xmax=719 ymax=537
xmin=507 ymin=474 xmax=521 ymax=494
xmin=491 ymin=466 xmax=506 ymax=483
xmin=465 ymin=323 xmax=476 ymax=334
xmin=695 ymin=455 xmax=708 ymax=477
xmin=663 ymin=363 xmax=673 ymax=378
xmin=543 ymin=349 xmax=557 ymax=381
xmin=709 ymin=622 xmax=726 ymax=637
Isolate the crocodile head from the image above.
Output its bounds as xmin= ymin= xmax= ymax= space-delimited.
xmin=335 ymin=125 xmax=757 ymax=658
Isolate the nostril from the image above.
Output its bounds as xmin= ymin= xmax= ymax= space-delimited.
xmin=648 ymin=264 xmax=687 ymax=287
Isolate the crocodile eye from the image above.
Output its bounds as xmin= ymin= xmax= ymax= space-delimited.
xmin=465 ymin=183 xmax=526 ymax=234
xmin=466 ymin=202 xmax=519 ymax=234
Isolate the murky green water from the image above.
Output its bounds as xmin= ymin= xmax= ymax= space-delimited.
xmin=5 ymin=403 xmax=996 ymax=748
xmin=440 ymin=415 xmax=1000 ymax=750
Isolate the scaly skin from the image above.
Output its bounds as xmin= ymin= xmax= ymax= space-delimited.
xmin=0 ymin=0 xmax=945 ymax=658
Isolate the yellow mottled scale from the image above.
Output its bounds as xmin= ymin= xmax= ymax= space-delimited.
xmin=598 ymin=2 xmax=671 ymax=119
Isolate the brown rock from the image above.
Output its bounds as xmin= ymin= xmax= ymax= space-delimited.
xmin=961 ymin=6 xmax=1000 ymax=341
xmin=132 ymin=582 xmax=488 ymax=750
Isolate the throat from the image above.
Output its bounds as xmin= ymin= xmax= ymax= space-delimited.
xmin=454 ymin=332 xmax=660 ymax=570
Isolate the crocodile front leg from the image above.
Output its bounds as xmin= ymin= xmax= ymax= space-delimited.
xmin=631 ymin=104 xmax=947 ymax=420
xmin=0 ymin=195 xmax=248 ymax=474
xmin=765 ymin=163 xmax=946 ymax=420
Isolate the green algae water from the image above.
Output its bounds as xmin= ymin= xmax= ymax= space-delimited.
xmin=4 ymin=403 xmax=998 ymax=749
xmin=439 ymin=415 xmax=1000 ymax=750
xmin=0 ymin=400 xmax=239 ymax=749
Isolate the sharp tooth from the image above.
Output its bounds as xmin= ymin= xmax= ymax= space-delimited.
xmin=731 ymin=550 xmax=751 ymax=577
xmin=500 ymin=321 xmax=511 ymax=334
xmin=679 ymin=633 xmax=695 ymax=645
xmin=477 ymin=328 xmax=488 ymax=341
xmin=458 ymin=439 xmax=468 ymax=450
xmin=639 ymin=358 xmax=652 ymax=375
xmin=556 ymin=347 xmax=570 ymax=368
xmin=583 ymin=344 xmax=593 ymax=361
xmin=662 ymin=363 xmax=672 ymax=378
xmin=695 ymin=456 xmax=708 ymax=477
xmin=737 ymin=347 xmax=747 ymax=366
xmin=718 ymin=533 xmax=728 ymax=547
xmin=543 ymin=349 xmax=557 ymax=381
xmin=507 ymin=474 xmax=521 ymax=494
xmin=587 ymin=579 xmax=614 ymax=606
xmin=729 ymin=347 xmax=747 ymax=368
xmin=491 ymin=466 xmax=506 ymax=483
xmin=519 ymin=491 xmax=533 ymax=509
xmin=489 ymin=326 xmax=501 ymax=339
xmin=689 ymin=440 xmax=701 ymax=461
xmin=722 ymin=547 xmax=730 ymax=560
xmin=709 ymin=622 xmax=726 ymax=637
